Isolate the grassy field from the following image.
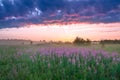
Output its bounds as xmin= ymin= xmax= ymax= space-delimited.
xmin=0 ymin=44 xmax=120 ymax=80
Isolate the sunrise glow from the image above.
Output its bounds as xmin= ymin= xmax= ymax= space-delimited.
xmin=0 ymin=22 xmax=120 ymax=41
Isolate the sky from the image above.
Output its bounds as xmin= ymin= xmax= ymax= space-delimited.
xmin=0 ymin=0 xmax=120 ymax=41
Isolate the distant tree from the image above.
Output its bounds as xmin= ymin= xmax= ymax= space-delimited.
xmin=86 ymin=38 xmax=91 ymax=45
xmin=73 ymin=37 xmax=80 ymax=44
xmin=73 ymin=37 xmax=91 ymax=45
xmin=43 ymin=40 xmax=46 ymax=42
xmin=30 ymin=41 xmax=33 ymax=45
xmin=73 ymin=37 xmax=85 ymax=45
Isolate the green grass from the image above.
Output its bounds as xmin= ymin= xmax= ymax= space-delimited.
xmin=0 ymin=44 xmax=120 ymax=80
xmin=102 ymin=44 xmax=120 ymax=53
xmin=75 ymin=44 xmax=120 ymax=53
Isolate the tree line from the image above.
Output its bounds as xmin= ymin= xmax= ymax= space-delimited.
xmin=100 ymin=39 xmax=120 ymax=44
xmin=73 ymin=37 xmax=120 ymax=45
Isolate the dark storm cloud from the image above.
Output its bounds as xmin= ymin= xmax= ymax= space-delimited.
xmin=0 ymin=0 xmax=120 ymax=28
xmin=37 ymin=0 xmax=65 ymax=11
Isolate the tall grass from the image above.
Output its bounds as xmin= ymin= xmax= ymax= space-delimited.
xmin=0 ymin=46 xmax=120 ymax=80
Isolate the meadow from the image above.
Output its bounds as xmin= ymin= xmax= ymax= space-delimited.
xmin=0 ymin=44 xmax=120 ymax=80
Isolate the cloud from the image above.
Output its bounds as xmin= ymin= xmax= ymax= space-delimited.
xmin=37 ymin=0 xmax=65 ymax=11
xmin=0 ymin=0 xmax=120 ymax=28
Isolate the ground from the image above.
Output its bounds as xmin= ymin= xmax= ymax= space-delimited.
xmin=0 ymin=42 xmax=120 ymax=80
